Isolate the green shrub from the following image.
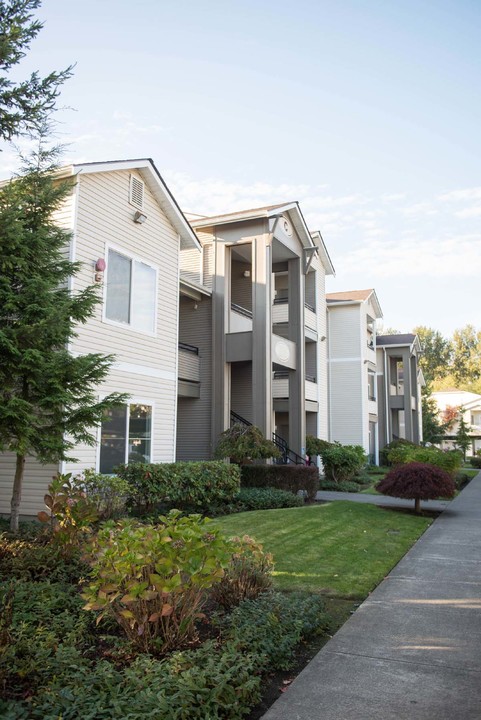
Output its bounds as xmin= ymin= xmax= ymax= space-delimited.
xmin=469 ymin=457 xmax=481 ymax=469
xmin=219 ymin=591 xmax=330 ymax=671
xmin=117 ymin=461 xmax=241 ymax=513
xmin=215 ymin=423 xmax=281 ymax=464
xmin=376 ymin=461 xmax=456 ymax=513
xmin=318 ymin=479 xmax=361 ymax=493
xmin=240 ymin=465 xmax=319 ymax=502
xmin=83 ymin=513 xmax=232 ymax=653
xmin=318 ymin=443 xmax=367 ymax=484
xmin=76 ymin=469 xmax=130 ymax=519
xmin=236 ymin=486 xmax=304 ymax=510
xmin=306 ymin=435 xmax=332 ymax=457
xmin=210 ymin=535 xmax=273 ymax=610
xmin=387 ymin=445 xmax=463 ymax=477
xmin=19 ymin=641 xmax=261 ymax=720
xmin=379 ymin=438 xmax=417 ymax=466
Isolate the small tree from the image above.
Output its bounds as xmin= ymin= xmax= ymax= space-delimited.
xmin=0 ymin=141 xmax=127 ymax=532
xmin=215 ymin=423 xmax=280 ymax=465
xmin=454 ymin=409 xmax=472 ymax=461
xmin=421 ymin=392 xmax=447 ymax=445
xmin=0 ymin=0 xmax=73 ymax=144
xmin=376 ymin=462 xmax=456 ymax=514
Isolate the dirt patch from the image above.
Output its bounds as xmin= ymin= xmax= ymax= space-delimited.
xmin=245 ymin=597 xmax=358 ymax=720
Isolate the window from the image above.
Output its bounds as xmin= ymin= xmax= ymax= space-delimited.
xmin=105 ymin=248 xmax=156 ymax=333
xmin=99 ymin=403 xmax=152 ymax=474
xmin=368 ymin=371 xmax=376 ymax=401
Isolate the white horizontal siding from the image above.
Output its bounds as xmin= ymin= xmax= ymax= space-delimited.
xmin=63 ymin=367 xmax=178 ymax=476
xmin=0 ymin=456 xmax=59 ymax=518
xmin=70 ymin=170 xmax=179 ymax=375
xmin=328 ymin=305 xmax=361 ymax=359
xmin=180 ymin=247 xmax=202 ymax=284
xmin=329 ymin=361 xmax=363 ymax=446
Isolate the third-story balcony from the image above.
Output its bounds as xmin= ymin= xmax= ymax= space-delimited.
xmin=272 ymin=298 xmax=318 ymax=337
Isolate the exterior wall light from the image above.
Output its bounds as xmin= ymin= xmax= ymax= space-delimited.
xmin=94 ymin=257 xmax=106 ymax=283
xmin=243 ymin=270 xmax=251 ymax=278
xmin=134 ymin=211 xmax=147 ymax=224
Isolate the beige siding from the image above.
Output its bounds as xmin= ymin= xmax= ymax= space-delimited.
xmin=328 ymin=304 xmax=361 ymax=359
xmin=176 ymin=296 xmax=213 ymax=460
xmin=201 ymin=238 xmax=215 ymax=289
xmin=71 ymin=170 xmax=179 ymax=375
xmin=180 ymin=247 xmax=202 ymax=284
xmin=329 ymin=361 xmax=363 ymax=445
xmin=0 ymin=456 xmax=58 ymax=518
xmin=64 ymin=367 xmax=178 ymax=475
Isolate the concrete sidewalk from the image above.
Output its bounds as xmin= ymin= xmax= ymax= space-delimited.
xmin=316 ymin=490 xmax=450 ymax=513
xmin=263 ymin=473 xmax=481 ymax=720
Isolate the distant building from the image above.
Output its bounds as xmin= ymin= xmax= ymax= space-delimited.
xmin=432 ymin=390 xmax=481 ymax=456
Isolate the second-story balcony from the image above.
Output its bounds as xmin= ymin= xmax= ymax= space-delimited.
xmin=272 ymin=371 xmax=318 ymax=403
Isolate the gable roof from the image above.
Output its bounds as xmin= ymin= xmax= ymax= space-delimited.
xmin=310 ymin=230 xmax=335 ymax=276
xmin=326 ymin=289 xmax=383 ymax=318
xmin=61 ymin=159 xmax=201 ymax=252
xmin=190 ymin=201 xmax=316 ymax=250
xmin=377 ymin=333 xmax=421 ymax=354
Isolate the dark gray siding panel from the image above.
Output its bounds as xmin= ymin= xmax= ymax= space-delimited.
xmin=176 ymin=296 xmax=213 ymax=460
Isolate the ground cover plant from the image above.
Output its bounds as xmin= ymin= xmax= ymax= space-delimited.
xmin=0 ymin=508 xmax=333 ymax=719
xmin=214 ymin=501 xmax=432 ymax=597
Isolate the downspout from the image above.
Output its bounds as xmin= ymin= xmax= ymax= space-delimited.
xmin=383 ymin=347 xmax=389 ymax=445
xmin=327 ymin=309 xmax=332 ymax=441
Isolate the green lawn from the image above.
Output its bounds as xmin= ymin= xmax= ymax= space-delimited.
xmin=213 ymin=501 xmax=431 ymax=599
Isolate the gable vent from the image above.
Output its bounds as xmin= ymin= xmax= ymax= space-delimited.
xmin=129 ymin=175 xmax=144 ymax=209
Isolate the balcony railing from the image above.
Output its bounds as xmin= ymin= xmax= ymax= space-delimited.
xmin=178 ymin=343 xmax=200 ymax=383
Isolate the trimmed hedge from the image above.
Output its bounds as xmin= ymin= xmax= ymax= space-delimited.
xmin=469 ymin=457 xmax=481 ymax=469
xmin=387 ymin=445 xmax=463 ymax=477
xmin=235 ymin=487 xmax=304 ymax=510
xmin=240 ymin=465 xmax=319 ymax=502
xmin=117 ymin=461 xmax=241 ymax=513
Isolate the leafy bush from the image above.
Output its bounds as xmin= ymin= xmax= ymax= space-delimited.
xmin=387 ymin=445 xmax=463 ymax=477
xmin=210 ymin=535 xmax=273 ymax=610
xmin=236 ymin=486 xmax=304 ymax=510
xmin=219 ymin=591 xmax=331 ymax=671
xmin=0 ymin=535 xmax=90 ymax=583
xmin=117 ymin=461 xmax=241 ymax=514
xmin=469 ymin=457 xmax=481 ymax=469
xmin=215 ymin=423 xmax=280 ymax=464
xmin=379 ymin=438 xmax=417 ymax=466
xmin=376 ymin=462 xmax=456 ymax=513
xmin=37 ymin=473 xmax=98 ymax=554
xmin=83 ymin=513 xmax=232 ymax=653
xmin=306 ymin=435 xmax=332 ymax=457
xmin=318 ymin=443 xmax=367 ymax=484
xmin=76 ymin=469 xmax=130 ymax=519
xmin=318 ymin=479 xmax=361 ymax=493
xmin=241 ymin=465 xmax=319 ymax=502
xmin=14 ymin=641 xmax=261 ymax=720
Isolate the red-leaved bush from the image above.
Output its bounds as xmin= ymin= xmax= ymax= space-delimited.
xmin=376 ymin=461 xmax=456 ymax=513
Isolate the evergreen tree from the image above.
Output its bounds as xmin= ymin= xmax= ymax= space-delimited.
xmin=421 ymin=391 xmax=447 ymax=445
xmin=0 ymin=139 xmax=127 ymax=532
xmin=0 ymin=0 xmax=73 ymax=145
xmin=454 ymin=408 xmax=472 ymax=460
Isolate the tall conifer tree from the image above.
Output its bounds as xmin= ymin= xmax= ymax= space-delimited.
xmin=0 ymin=137 xmax=127 ymax=532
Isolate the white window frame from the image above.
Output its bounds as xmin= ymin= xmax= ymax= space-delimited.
xmin=96 ymin=398 xmax=155 ymax=473
xmin=103 ymin=243 xmax=159 ymax=337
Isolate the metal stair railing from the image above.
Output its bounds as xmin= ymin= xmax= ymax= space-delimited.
xmin=231 ymin=411 xmax=306 ymax=465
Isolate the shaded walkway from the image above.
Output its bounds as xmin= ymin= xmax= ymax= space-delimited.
xmin=263 ymin=473 xmax=481 ymax=719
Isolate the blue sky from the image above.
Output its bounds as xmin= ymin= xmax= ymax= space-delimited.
xmin=2 ymin=0 xmax=481 ymax=335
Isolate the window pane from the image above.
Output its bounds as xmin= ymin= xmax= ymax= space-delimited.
xmin=128 ymin=404 xmax=152 ymax=463
xmin=100 ymin=405 xmax=127 ymax=473
xmin=106 ymin=250 xmax=131 ymax=324
xmin=132 ymin=262 xmax=156 ymax=333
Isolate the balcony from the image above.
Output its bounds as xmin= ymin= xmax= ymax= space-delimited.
xmin=272 ymin=298 xmax=318 ymax=336
xmin=178 ymin=343 xmax=200 ymax=398
xmin=272 ymin=371 xmax=318 ymax=402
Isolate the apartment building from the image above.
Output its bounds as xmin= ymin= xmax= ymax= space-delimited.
xmin=176 ymin=204 xmax=335 ymax=462
xmin=376 ymin=334 xmax=424 ymax=449
xmin=0 ymin=158 xmax=201 ymax=517
xmin=326 ymin=289 xmax=383 ymax=462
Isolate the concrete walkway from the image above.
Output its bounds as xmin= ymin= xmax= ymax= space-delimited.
xmin=263 ymin=473 xmax=481 ymax=719
xmin=316 ymin=490 xmax=450 ymax=513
